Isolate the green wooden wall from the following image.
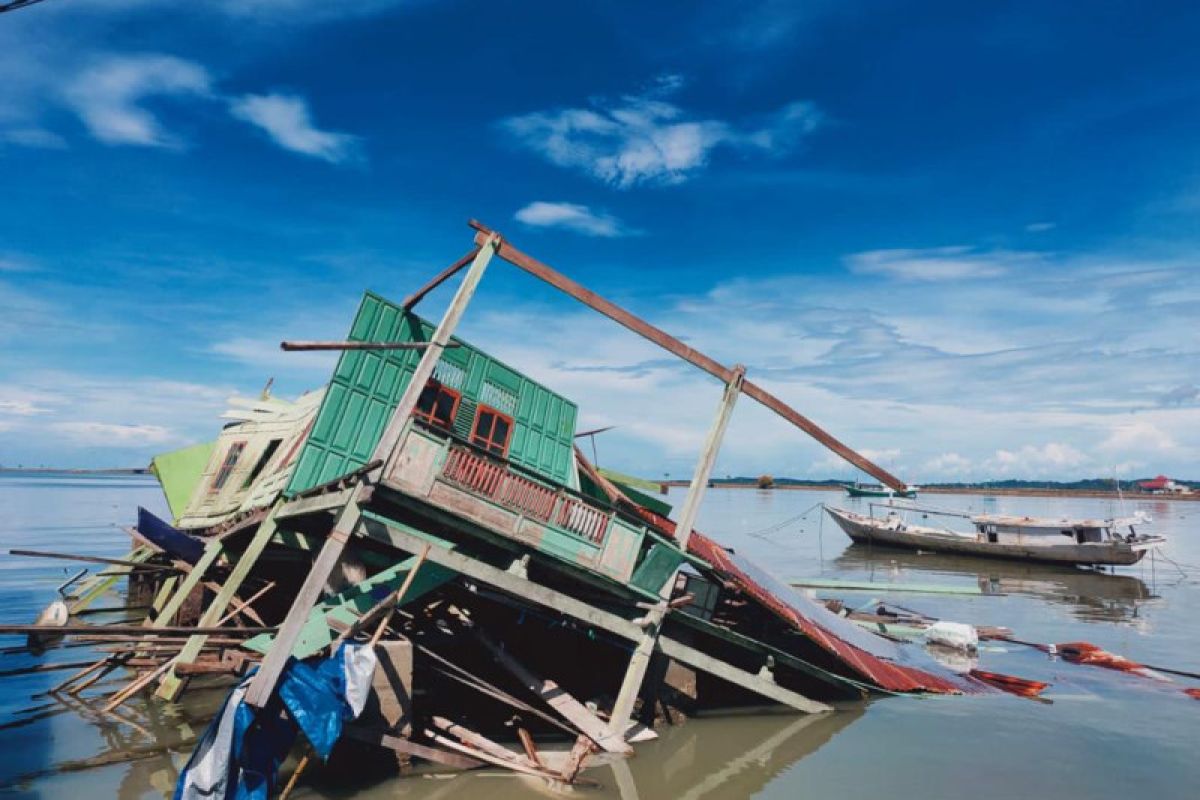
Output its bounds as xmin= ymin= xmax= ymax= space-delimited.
xmin=286 ymin=291 xmax=579 ymax=495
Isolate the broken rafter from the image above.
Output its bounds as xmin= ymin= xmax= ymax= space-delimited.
xmin=468 ymin=219 xmax=910 ymax=493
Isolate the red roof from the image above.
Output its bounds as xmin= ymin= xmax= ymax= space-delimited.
xmin=1139 ymin=475 xmax=1172 ymax=489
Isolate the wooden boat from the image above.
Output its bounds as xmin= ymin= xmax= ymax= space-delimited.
xmin=825 ymin=505 xmax=1164 ymax=566
xmin=844 ymin=482 xmax=917 ymax=499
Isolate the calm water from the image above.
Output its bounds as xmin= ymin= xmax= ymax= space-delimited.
xmin=1 ymin=474 xmax=1197 ymax=798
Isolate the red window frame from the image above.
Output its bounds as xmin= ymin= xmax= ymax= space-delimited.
xmin=211 ymin=441 xmax=246 ymax=492
xmin=413 ymin=379 xmax=462 ymax=431
xmin=470 ymin=404 xmax=514 ymax=457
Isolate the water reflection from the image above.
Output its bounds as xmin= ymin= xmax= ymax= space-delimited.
xmin=834 ymin=544 xmax=1159 ymax=623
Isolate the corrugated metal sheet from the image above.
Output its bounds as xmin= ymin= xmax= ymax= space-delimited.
xmin=287 ymin=292 xmax=579 ymax=495
xmin=633 ymin=507 xmax=975 ymax=695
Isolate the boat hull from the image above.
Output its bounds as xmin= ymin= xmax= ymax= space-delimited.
xmin=825 ymin=508 xmax=1153 ymax=566
xmin=844 ymin=486 xmax=917 ymax=498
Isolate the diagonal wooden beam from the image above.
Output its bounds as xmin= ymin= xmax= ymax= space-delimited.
xmin=467 ymin=219 xmax=909 ymax=493
xmin=402 ymin=247 xmax=481 ymax=310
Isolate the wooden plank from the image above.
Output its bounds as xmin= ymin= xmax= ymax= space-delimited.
xmin=344 ymin=726 xmax=482 ymax=769
xmin=470 ymin=221 xmax=909 ymax=494
xmin=656 ymin=637 xmax=831 ymax=713
xmin=476 ymin=631 xmax=631 ymax=755
xmin=157 ymin=514 xmax=282 ymax=699
xmin=275 ymin=486 xmax=356 ymax=520
xmin=149 ymin=537 xmax=224 ymax=629
xmin=280 ymin=341 xmax=460 ymax=351
xmin=790 ymin=578 xmax=985 ymax=596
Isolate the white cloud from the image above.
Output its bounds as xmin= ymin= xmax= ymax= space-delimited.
xmin=64 ymin=54 xmax=212 ymax=147
xmin=923 ymin=452 xmax=972 ymax=475
xmin=50 ymin=421 xmax=175 ymax=447
xmin=514 ymin=202 xmax=631 ymax=237
xmin=230 ymin=93 xmax=360 ymax=163
xmin=985 ymin=443 xmax=1088 ymax=476
xmin=1098 ymin=421 xmax=1177 ymax=455
xmin=500 ymin=77 xmax=822 ymax=188
xmin=845 ymin=246 xmax=1040 ymax=281
xmin=1025 ymin=221 xmax=1057 ymax=232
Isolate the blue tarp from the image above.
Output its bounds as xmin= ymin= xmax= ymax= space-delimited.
xmin=175 ymin=644 xmax=377 ymax=800
xmin=137 ymin=506 xmax=205 ymax=565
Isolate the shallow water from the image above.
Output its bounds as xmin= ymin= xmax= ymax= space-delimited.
xmin=1 ymin=474 xmax=1197 ymax=798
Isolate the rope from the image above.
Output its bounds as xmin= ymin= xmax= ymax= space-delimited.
xmin=743 ymin=501 xmax=826 ymax=539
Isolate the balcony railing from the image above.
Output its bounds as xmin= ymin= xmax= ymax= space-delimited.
xmin=440 ymin=445 xmax=611 ymax=545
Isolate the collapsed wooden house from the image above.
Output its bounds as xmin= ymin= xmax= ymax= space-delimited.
xmin=22 ymin=222 xmax=1004 ymax=793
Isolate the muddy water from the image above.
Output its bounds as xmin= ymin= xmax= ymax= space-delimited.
xmin=1 ymin=474 xmax=1197 ymax=798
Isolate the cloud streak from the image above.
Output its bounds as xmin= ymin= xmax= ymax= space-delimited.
xmin=500 ymin=77 xmax=822 ymax=188
xmin=845 ymin=246 xmax=1042 ymax=282
xmin=64 ymin=54 xmax=212 ymax=148
xmin=514 ymin=201 xmax=632 ymax=237
xmin=230 ymin=93 xmax=361 ymax=163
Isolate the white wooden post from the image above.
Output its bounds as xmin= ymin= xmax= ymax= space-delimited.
xmin=605 ymin=365 xmax=745 ymax=736
xmin=244 ymin=235 xmax=499 ymax=709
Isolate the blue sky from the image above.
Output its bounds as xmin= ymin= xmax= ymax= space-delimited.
xmin=1 ymin=0 xmax=1198 ymax=482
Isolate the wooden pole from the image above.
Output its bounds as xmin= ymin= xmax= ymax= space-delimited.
xmin=279 ymin=341 xmax=462 ymax=351
xmin=402 ymin=247 xmax=481 ymax=309
xmin=244 ymin=234 xmax=500 ymax=710
xmin=468 ymin=220 xmax=910 ymax=494
xmin=156 ymin=514 xmax=281 ymax=700
xmin=605 ymin=367 xmax=745 ymax=737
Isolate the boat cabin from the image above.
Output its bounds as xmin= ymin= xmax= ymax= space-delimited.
xmin=972 ymin=516 xmax=1110 ymax=546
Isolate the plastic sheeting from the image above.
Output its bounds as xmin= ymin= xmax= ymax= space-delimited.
xmin=175 ymin=643 xmax=377 ymax=800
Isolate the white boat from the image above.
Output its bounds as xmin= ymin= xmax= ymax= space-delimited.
xmin=825 ymin=505 xmax=1164 ymax=566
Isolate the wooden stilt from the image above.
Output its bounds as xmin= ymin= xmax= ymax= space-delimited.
xmin=606 ymin=367 xmax=745 ymax=736
xmin=156 ymin=514 xmax=281 ymax=700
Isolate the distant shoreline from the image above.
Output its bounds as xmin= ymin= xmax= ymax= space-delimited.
xmin=662 ymin=480 xmax=1200 ymax=502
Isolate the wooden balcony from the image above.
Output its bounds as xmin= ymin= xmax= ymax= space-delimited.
xmin=382 ymin=425 xmax=648 ymax=585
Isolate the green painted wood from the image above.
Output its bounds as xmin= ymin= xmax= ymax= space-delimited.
xmin=150 ymin=441 xmax=216 ymax=522
xmin=629 ymin=543 xmax=687 ymax=595
xmin=789 ymin=578 xmax=984 ymax=596
xmin=286 ymin=292 xmax=579 ymax=495
xmin=150 ymin=538 xmax=224 ymax=628
xmin=156 ymin=514 xmax=283 ymax=700
xmin=242 ymin=555 xmax=453 ymax=658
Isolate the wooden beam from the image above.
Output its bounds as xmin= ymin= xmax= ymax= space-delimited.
xmin=657 ymin=636 xmax=831 ymax=713
xmin=344 ymin=726 xmax=483 ymax=769
xmin=468 ymin=220 xmax=909 ymax=494
xmin=156 ymin=514 xmax=281 ymax=700
xmin=361 ymin=517 xmax=829 ymax=712
xmin=280 ymin=341 xmax=462 ymax=352
xmin=475 ymin=631 xmax=631 ymax=754
xmin=606 ymin=367 xmax=744 ymax=734
xmin=402 ymin=247 xmax=481 ymax=310
xmin=275 ymin=486 xmax=356 ymax=520
xmin=244 ymin=235 xmax=500 ymax=710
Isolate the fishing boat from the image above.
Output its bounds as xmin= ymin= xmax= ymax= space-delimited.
xmin=825 ymin=505 xmax=1164 ymax=566
xmin=844 ymin=481 xmax=918 ymax=499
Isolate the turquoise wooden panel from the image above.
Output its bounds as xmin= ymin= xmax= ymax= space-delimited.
xmin=287 ymin=291 xmax=580 ymax=494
